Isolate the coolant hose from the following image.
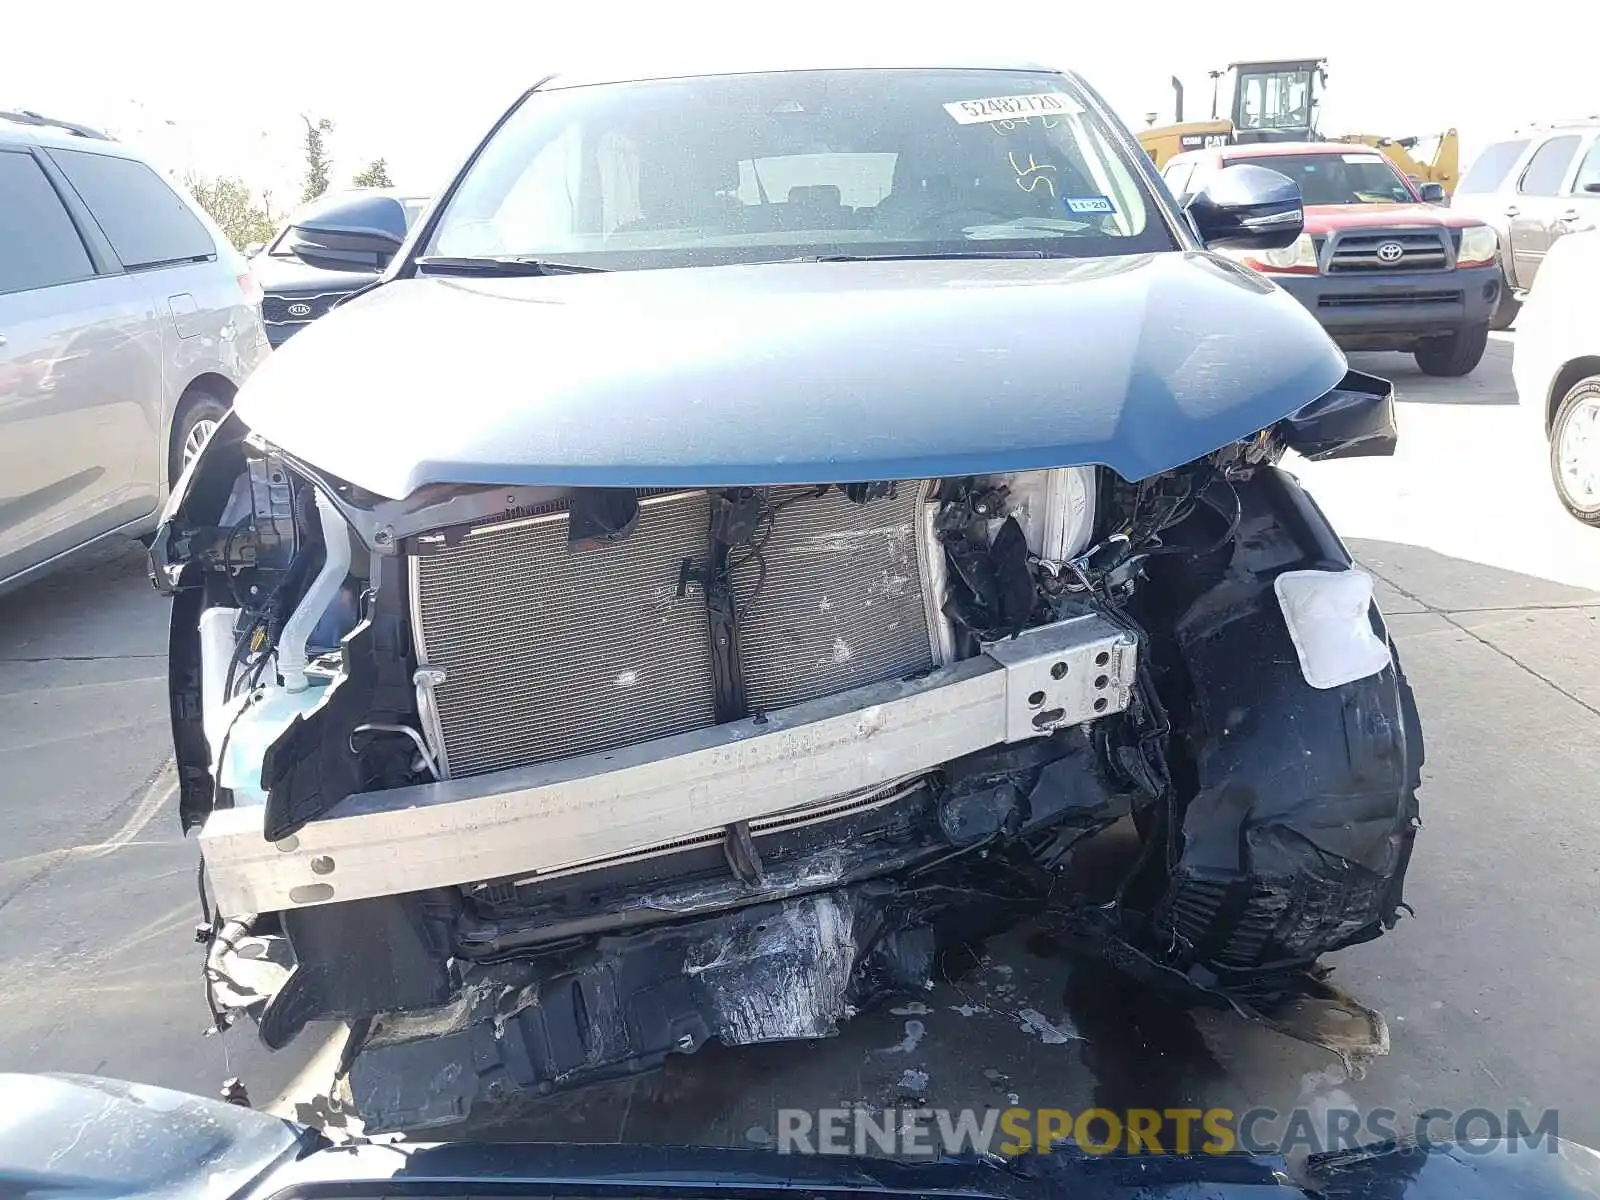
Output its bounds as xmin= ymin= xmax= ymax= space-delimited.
xmin=278 ymin=489 xmax=350 ymax=693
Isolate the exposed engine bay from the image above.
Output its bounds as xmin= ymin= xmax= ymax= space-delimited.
xmin=152 ymin=372 xmax=1421 ymax=1133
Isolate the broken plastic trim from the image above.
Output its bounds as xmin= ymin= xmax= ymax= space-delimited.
xmin=1277 ymin=369 xmax=1397 ymax=461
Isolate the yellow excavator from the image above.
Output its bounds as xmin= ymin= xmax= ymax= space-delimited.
xmin=1137 ymin=58 xmax=1460 ymax=195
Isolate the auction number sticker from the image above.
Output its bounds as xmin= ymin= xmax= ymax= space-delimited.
xmin=1064 ymin=195 xmax=1115 ymax=215
xmin=944 ymin=93 xmax=1083 ymax=124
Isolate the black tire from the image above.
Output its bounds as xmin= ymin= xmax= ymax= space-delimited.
xmin=1488 ymin=273 xmax=1520 ymax=331
xmin=1549 ymin=375 xmax=1600 ymax=528
xmin=168 ymin=390 xmax=229 ymax=486
xmin=1413 ymin=323 xmax=1489 ymax=377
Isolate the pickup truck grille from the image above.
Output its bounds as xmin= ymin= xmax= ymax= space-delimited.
xmin=410 ymin=486 xmax=946 ymax=779
xmin=1325 ymin=229 xmax=1450 ymax=273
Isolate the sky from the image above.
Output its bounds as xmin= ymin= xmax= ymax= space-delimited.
xmin=6 ymin=0 xmax=1594 ymax=210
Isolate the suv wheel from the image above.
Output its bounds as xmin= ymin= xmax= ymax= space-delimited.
xmin=1550 ymin=376 xmax=1600 ymax=527
xmin=169 ymin=390 xmax=229 ymax=486
xmin=1413 ymin=323 xmax=1489 ymax=377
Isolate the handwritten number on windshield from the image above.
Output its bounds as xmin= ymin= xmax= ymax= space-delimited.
xmin=1008 ymin=151 xmax=1057 ymax=197
xmin=993 ymin=115 xmax=1061 ymax=134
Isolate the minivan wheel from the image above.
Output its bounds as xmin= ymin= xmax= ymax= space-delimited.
xmin=169 ymin=390 xmax=229 ymax=486
xmin=1414 ymin=323 xmax=1489 ymax=377
xmin=1550 ymin=376 xmax=1600 ymax=527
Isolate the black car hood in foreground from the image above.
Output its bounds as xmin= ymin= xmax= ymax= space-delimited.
xmin=4 ymin=1074 xmax=1599 ymax=1200
xmin=234 ymin=252 xmax=1348 ymax=500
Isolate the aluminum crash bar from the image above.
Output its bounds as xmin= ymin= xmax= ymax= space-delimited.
xmin=200 ymin=614 xmax=1138 ymax=917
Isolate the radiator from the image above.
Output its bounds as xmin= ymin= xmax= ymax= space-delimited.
xmin=410 ymin=485 xmax=947 ymax=779
xmin=411 ymin=491 xmax=716 ymax=778
xmin=732 ymin=483 xmax=942 ymax=714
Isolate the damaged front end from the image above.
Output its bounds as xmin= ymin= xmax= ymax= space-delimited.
xmin=152 ymin=370 xmax=1419 ymax=1132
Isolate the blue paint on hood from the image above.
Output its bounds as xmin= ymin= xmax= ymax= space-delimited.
xmin=236 ymin=252 xmax=1347 ymax=500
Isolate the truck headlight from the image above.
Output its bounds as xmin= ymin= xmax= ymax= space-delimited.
xmin=1457 ymin=225 xmax=1499 ymax=268
xmin=1220 ymin=232 xmax=1319 ymax=274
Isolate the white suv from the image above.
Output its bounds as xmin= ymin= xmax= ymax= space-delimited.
xmin=0 ymin=108 xmax=268 ymax=594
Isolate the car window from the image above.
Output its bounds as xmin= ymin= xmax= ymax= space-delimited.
xmin=1162 ymin=162 xmax=1195 ymax=198
xmin=0 ymin=149 xmax=96 ymax=295
xmin=47 ymin=148 xmax=216 ymax=270
xmin=1456 ymin=139 xmax=1530 ymax=195
xmin=426 ymin=69 xmax=1176 ymax=270
xmin=1224 ymin=152 xmax=1413 ymax=205
xmin=1517 ymin=135 xmax=1581 ymax=197
xmin=1572 ymin=137 xmax=1600 ymax=195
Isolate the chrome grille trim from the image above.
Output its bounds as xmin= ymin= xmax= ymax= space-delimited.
xmin=1325 ymin=229 xmax=1451 ymax=273
xmin=410 ymin=490 xmax=716 ymax=777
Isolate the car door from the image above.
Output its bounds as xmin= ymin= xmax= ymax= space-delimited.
xmin=45 ymin=146 xmax=235 ymax=492
xmin=1508 ymin=133 xmax=1582 ymax=291
xmin=0 ymin=145 xmax=164 ymax=587
xmin=1553 ymin=133 xmax=1600 ymax=251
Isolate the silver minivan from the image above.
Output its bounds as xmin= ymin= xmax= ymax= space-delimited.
xmin=0 ymin=109 xmax=268 ymax=594
xmin=1451 ymin=120 xmax=1600 ymax=328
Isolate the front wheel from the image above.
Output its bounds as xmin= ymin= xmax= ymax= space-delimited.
xmin=1550 ymin=375 xmax=1600 ymax=527
xmin=1413 ymin=323 xmax=1489 ymax=377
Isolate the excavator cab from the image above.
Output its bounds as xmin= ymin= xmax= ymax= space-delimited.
xmin=1229 ymin=58 xmax=1326 ymax=143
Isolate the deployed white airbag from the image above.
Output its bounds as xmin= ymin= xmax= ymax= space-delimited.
xmin=1274 ymin=568 xmax=1392 ymax=690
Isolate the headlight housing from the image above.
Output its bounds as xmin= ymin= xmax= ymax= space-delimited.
xmin=1219 ymin=232 xmax=1319 ymax=275
xmin=1457 ymin=225 xmax=1499 ymax=268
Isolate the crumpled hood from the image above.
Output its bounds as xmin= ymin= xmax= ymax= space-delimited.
xmin=236 ymin=252 xmax=1347 ymax=499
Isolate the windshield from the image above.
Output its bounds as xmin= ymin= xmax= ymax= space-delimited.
xmin=1235 ymin=68 xmax=1314 ymax=131
xmin=423 ymin=69 xmax=1174 ymax=269
xmin=1230 ymin=152 xmax=1416 ymax=205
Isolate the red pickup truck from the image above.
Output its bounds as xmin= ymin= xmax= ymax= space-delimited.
xmin=1162 ymin=141 xmax=1503 ymax=376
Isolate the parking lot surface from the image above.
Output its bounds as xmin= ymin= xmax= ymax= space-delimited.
xmin=2 ymin=335 xmax=1597 ymax=1145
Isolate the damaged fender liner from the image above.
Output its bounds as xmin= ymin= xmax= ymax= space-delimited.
xmin=1151 ymin=469 xmax=1424 ymax=983
xmin=347 ymin=885 xmax=936 ymax=1133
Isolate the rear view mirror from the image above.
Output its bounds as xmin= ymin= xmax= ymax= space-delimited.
xmin=286 ymin=191 xmax=408 ymax=273
xmin=1186 ymin=164 xmax=1304 ymax=251
xmin=1417 ymin=182 xmax=1447 ymax=204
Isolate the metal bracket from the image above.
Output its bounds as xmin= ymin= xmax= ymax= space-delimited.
xmin=982 ymin=614 xmax=1138 ymax=742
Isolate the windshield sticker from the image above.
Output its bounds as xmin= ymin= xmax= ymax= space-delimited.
xmin=1064 ymin=195 xmax=1116 ymax=215
xmin=1341 ymin=153 xmax=1385 ymax=164
xmin=944 ymin=93 xmax=1083 ymax=124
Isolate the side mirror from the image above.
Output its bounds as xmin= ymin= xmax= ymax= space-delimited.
xmin=242 ymin=242 xmax=265 ymax=259
xmin=285 ymin=191 xmax=408 ymax=273
xmin=1186 ymin=164 xmax=1304 ymax=251
xmin=1417 ymin=182 xmax=1448 ymax=204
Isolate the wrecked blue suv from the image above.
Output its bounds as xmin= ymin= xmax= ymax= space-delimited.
xmin=153 ymin=60 xmax=1421 ymax=1132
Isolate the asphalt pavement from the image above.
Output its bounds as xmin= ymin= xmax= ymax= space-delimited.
xmin=2 ymin=334 xmax=1597 ymax=1147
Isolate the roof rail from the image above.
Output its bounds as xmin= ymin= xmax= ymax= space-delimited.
xmin=1516 ymin=116 xmax=1600 ymax=131
xmin=0 ymin=108 xmax=114 ymax=141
